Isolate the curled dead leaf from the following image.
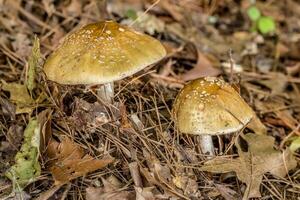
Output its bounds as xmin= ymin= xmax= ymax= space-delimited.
xmin=46 ymin=136 xmax=114 ymax=185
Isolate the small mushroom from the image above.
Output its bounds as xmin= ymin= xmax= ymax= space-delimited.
xmin=44 ymin=21 xmax=166 ymax=103
xmin=172 ymin=77 xmax=259 ymax=156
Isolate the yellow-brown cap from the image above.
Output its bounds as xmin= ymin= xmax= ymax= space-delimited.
xmin=172 ymin=77 xmax=254 ymax=135
xmin=44 ymin=21 xmax=166 ymax=85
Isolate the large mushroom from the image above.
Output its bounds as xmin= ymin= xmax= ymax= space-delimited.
xmin=44 ymin=21 xmax=166 ymax=103
xmin=172 ymin=77 xmax=265 ymax=156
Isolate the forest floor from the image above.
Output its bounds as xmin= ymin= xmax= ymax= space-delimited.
xmin=0 ymin=0 xmax=300 ymax=199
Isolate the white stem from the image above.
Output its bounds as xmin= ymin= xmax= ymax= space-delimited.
xmin=97 ymin=82 xmax=114 ymax=103
xmin=198 ymin=135 xmax=215 ymax=156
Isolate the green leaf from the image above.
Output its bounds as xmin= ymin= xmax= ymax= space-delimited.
xmin=2 ymin=81 xmax=33 ymax=104
xmin=26 ymin=35 xmax=41 ymax=93
xmin=5 ymin=118 xmax=41 ymax=191
xmin=289 ymin=136 xmax=300 ymax=152
xmin=125 ymin=9 xmax=138 ymax=20
xmin=247 ymin=6 xmax=261 ymax=21
xmin=1 ymin=81 xmax=35 ymax=114
xmin=258 ymin=16 xmax=276 ymax=34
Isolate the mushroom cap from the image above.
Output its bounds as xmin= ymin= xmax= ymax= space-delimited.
xmin=172 ymin=77 xmax=254 ymax=135
xmin=44 ymin=21 xmax=166 ymax=85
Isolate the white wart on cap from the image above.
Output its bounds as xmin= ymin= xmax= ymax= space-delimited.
xmin=172 ymin=77 xmax=254 ymax=135
xmin=44 ymin=21 xmax=166 ymax=85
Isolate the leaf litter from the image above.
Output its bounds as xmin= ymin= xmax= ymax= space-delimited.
xmin=86 ymin=177 xmax=134 ymax=200
xmin=5 ymin=118 xmax=41 ymax=191
xmin=45 ymin=136 xmax=114 ymax=185
xmin=26 ymin=35 xmax=41 ymax=93
xmin=0 ymin=0 xmax=300 ymax=199
xmin=200 ymin=133 xmax=297 ymax=199
xmin=1 ymin=81 xmax=35 ymax=114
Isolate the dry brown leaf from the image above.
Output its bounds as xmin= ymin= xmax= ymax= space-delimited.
xmin=247 ymin=115 xmax=267 ymax=135
xmin=35 ymin=185 xmax=62 ymax=200
xmin=201 ymin=133 xmax=297 ymax=200
xmin=2 ymin=124 xmax=23 ymax=152
xmin=135 ymin=186 xmax=176 ymax=200
xmin=181 ymin=49 xmax=221 ymax=81
xmin=86 ymin=178 xmax=133 ymax=200
xmin=86 ymin=187 xmax=132 ymax=200
xmin=172 ymin=175 xmax=199 ymax=197
xmin=120 ymin=102 xmax=132 ymax=129
xmin=135 ymin=187 xmax=155 ymax=200
xmin=153 ymin=162 xmax=173 ymax=184
xmin=129 ymin=162 xmax=143 ymax=187
xmin=258 ymin=72 xmax=289 ymax=95
xmin=275 ymin=110 xmax=298 ymax=128
xmin=5 ymin=191 xmax=31 ymax=200
xmin=215 ymin=184 xmax=240 ymax=200
xmin=46 ymin=136 xmax=114 ymax=185
xmin=0 ymin=97 xmax=16 ymax=119
xmin=37 ymin=109 xmax=53 ymax=154
xmin=140 ymin=158 xmax=188 ymax=199
xmin=69 ymin=98 xmax=110 ymax=130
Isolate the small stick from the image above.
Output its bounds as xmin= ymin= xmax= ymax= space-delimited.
xmin=129 ymin=0 xmax=161 ymax=27
xmin=129 ymin=162 xmax=143 ymax=187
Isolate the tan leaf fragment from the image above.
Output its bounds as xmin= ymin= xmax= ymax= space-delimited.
xmin=139 ymin=158 xmax=188 ymax=199
xmin=69 ymin=98 xmax=110 ymax=131
xmin=86 ymin=178 xmax=133 ymax=200
xmin=46 ymin=137 xmax=114 ymax=185
xmin=214 ymin=184 xmax=240 ymax=200
xmin=135 ymin=186 xmax=155 ymax=200
xmin=181 ymin=50 xmax=220 ymax=81
xmin=172 ymin=175 xmax=199 ymax=197
xmin=258 ymin=72 xmax=288 ymax=96
xmin=201 ymin=133 xmax=297 ymax=200
xmin=135 ymin=186 xmax=175 ymax=200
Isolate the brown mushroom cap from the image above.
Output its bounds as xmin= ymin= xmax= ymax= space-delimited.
xmin=172 ymin=77 xmax=254 ymax=135
xmin=44 ymin=21 xmax=166 ymax=85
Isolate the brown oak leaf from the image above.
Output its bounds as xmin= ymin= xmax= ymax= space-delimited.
xmin=46 ymin=136 xmax=114 ymax=185
xmin=200 ymin=133 xmax=297 ymax=200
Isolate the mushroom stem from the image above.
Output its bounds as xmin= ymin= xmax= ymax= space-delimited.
xmin=97 ymin=82 xmax=114 ymax=103
xmin=198 ymin=135 xmax=215 ymax=156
